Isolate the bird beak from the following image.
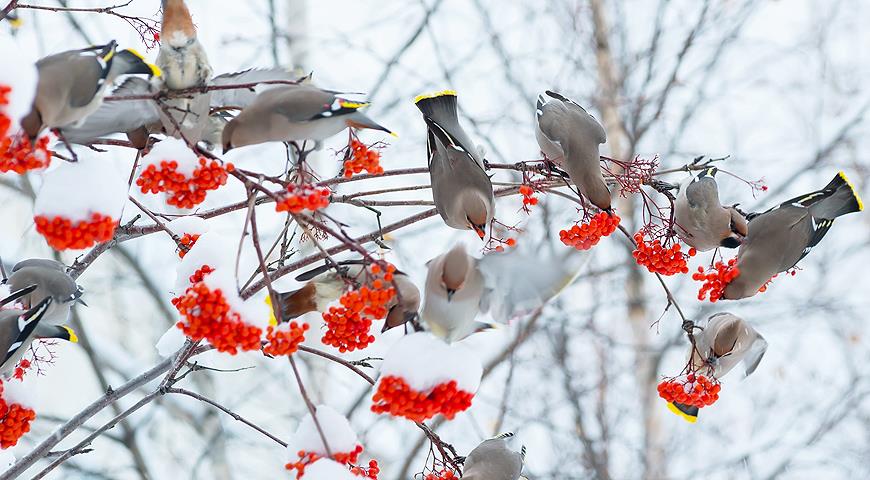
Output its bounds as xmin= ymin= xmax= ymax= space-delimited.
xmin=472 ymin=224 xmax=486 ymax=240
xmin=446 ymin=289 xmax=456 ymax=302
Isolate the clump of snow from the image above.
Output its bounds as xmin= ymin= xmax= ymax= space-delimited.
xmin=301 ymin=459 xmax=357 ymax=480
xmin=379 ymin=332 xmax=482 ymax=392
xmin=142 ymin=137 xmax=202 ymax=177
xmin=287 ymin=405 xmax=359 ymax=458
xmin=34 ymin=153 xmax=128 ymax=221
xmin=3 ymin=376 xmax=37 ymax=410
xmin=156 ymin=326 xmax=188 ymax=358
xmin=0 ymin=35 xmax=37 ymax=125
xmin=175 ymin=232 xmax=232 ymax=290
xmin=167 ymin=216 xmax=210 ymax=237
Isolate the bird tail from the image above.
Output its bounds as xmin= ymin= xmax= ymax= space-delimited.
xmin=696 ymin=166 xmax=719 ymax=179
xmin=35 ymin=324 xmax=78 ymax=343
xmin=268 ymin=285 xmax=318 ymax=325
xmin=666 ymin=401 xmax=699 ymax=423
xmin=414 ymin=90 xmax=459 ymax=125
xmin=787 ymin=172 xmax=863 ymax=219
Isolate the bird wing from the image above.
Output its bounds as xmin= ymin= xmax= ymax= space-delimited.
xmin=264 ymin=86 xmax=366 ymax=123
xmin=209 ymin=68 xmax=304 ymax=109
xmin=544 ymin=90 xmax=606 ymax=143
xmin=63 ymin=53 xmax=110 ymax=108
xmin=1 ymin=298 xmax=52 ymax=367
xmin=743 ymin=333 xmax=767 ymax=377
xmin=12 ymin=259 xmax=66 ymax=272
xmin=62 ymin=77 xmax=161 ymax=143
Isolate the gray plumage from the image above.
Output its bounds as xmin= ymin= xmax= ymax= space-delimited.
xmin=674 ymin=167 xmax=748 ymax=251
xmin=20 ymin=42 xmax=160 ymax=140
xmin=421 ymin=244 xmax=492 ymax=342
xmin=5 ymin=259 xmax=82 ymax=326
xmin=415 ymin=91 xmax=494 ymax=239
xmin=0 ymin=299 xmax=54 ymax=377
xmin=478 ymin=242 xmax=584 ymax=322
xmin=462 ymin=433 xmax=525 ymax=480
xmin=222 ymin=85 xmax=392 ymax=153
xmin=690 ymin=312 xmax=767 ymax=379
xmin=535 ymin=90 xmax=610 ymax=211
xmin=723 ymin=172 xmax=863 ymax=299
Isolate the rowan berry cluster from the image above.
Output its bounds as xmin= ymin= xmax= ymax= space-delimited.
xmin=275 ymin=184 xmax=331 ymax=213
xmin=34 ymin=212 xmax=116 ymax=250
xmin=424 ymin=470 xmax=458 ymax=480
xmin=286 ymin=446 xmax=379 ymax=479
xmin=177 ymin=233 xmax=200 ymax=258
xmin=519 ymin=185 xmax=538 ymax=209
xmin=559 ymin=212 xmax=621 ymax=250
xmin=0 ymin=84 xmax=52 ymax=174
xmin=171 ymin=280 xmax=262 ymax=354
xmin=657 ymin=373 xmax=721 ymax=408
xmin=263 ymin=322 xmax=308 ymax=356
xmin=692 ymin=259 xmax=740 ymax=302
xmin=136 ymin=158 xmax=233 ymax=209
xmin=371 ymin=376 xmax=475 ymax=422
xmin=321 ymin=264 xmax=397 ymax=352
xmin=632 ymin=232 xmax=696 ymax=275
xmin=0 ymin=380 xmax=36 ymax=449
xmin=344 ymin=139 xmax=384 ymax=177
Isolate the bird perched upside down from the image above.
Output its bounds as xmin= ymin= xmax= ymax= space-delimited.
xmin=415 ymin=90 xmax=494 ymax=240
xmin=674 ymin=167 xmax=748 ymax=251
xmin=2 ymin=259 xmax=84 ymax=326
xmin=535 ymin=90 xmax=611 ymax=212
xmin=722 ymin=172 xmax=863 ymax=300
xmin=667 ymin=312 xmax=767 ymax=423
xmin=0 ymin=297 xmax=77 ymax=378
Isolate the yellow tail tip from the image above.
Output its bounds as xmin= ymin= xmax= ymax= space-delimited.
xmin=666 ymin=402 xmax=697 ymax=423
xmin=414 ymin=89 xmax=457 ymax=104
xmin=148 ymin=63 xmax=163 ymax=78
xmin=265 ymin=295 xmax=278 ymax=326
xmin=9 ymin=18 xmax=23 ymax=28
xmin=389 ymin=131 xmax=399 ymax=138
xmin=64 ymin=326 xmax=79 ymax=343
xmin=838 ymin=171 xmax=864 ymax=212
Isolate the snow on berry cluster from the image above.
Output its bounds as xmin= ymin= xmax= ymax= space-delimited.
xmin=321 ymin=263 xmax=397 ymax=353
xmin=171 ymin=232 xmax=270 ymax=354
xmin=371 ymin=333 xmax=482 ymax=422
xmin=632 ymin=231 xmax=696 ymax=276
xmin=33 ymin=155 xmax=128 ymax=250
xmin=137 ymin=139 xmax=232 ymax=209
xmin=168 ymin=216 xmax=210 ymax=258
xmin=343 ymin=139 xmax=384 ymax=177
xmin=0 ymin=378 xmax=37 ymax=449
xmin=559 ymin=212 xmax=620 ymax=250
xmin=285 ymin=406 xmax=379 ymax=479
xmin=692 ymin=259 xmax=740 ymax=302
xmin=657 ymin=373 xmax=721 ymax=409
xmin=275 ymin=183 xmax=331 ymax=214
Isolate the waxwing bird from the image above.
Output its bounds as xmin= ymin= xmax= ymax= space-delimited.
xmin=19 ymin=41 xmax=161 ymax=141
xmin=155 ymin=0 xmax=212 ymax=141
xmin=0 ymin=298 xmax=78 ymax=377
xmin=222 ymin=85 xmax=393 ymax=153
xmin=667 ymin=312 xmax=767 ymax=423
xmin=461 ymin=432 xmax=525 ymax=480
xmin=535 ymin=90 xmax=611 ymax=211
xmin=272 ymin=259 xmax=420 ymax=333
xmin=415 ymin=90 xmax=495 ymax=239
xmin=478 ymin=241 xmax=584 ymax=322
xmin=421 ymin=244 xmax=495 ymax=342
xmin=674 ymin=167 xmax=748 ymax=251
xmin=723 ymin=172 xmax=863 ymax=299
xmin=2 ymin=259 xmax=83 ymax=326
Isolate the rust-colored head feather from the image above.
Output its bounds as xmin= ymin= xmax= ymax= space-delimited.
xmin=161 ymin=0 xmax=197 ymax=45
